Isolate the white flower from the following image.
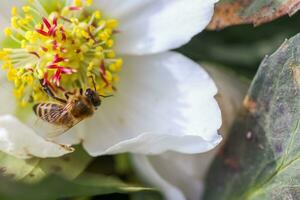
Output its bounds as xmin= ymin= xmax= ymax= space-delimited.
xmin=132 ymin=66 xmax=249 ymax=200
xmin=0 ymin=0 xmax=221 ymax=159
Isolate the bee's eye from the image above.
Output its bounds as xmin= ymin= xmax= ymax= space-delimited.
xmin=85 ymin=88 xmax=93 ymax=96
xmin=85 ymin=89 xmax=101 ymax=107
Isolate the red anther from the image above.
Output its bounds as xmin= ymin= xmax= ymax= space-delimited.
xmin=61 ymin=48 xmax=67 ymax=53
xmin=52 ymin=40 xmax=58 ymax=50
xmin=60 ymin=27 xmax=67 ymax=40
xmin=42 ymin=17 xmax=51 ymax=29
xmin=29 ymin=51 xmax=40 ymax=58
xmin=100 ymin=73 xmax=109 ymax=87
xmin=100 ymin=61 xmax=106 ymax=75
xmin=62 ymin=32 xmax=66 ymax=40
xmin=53 ymin=17 xmax=58 ymax=26
xmin=37 ymin=17 xmax=58 ymax=37
xmin=61 ymin=68 xmax=76 ymax=74
xmin=68 ymin=6 xmax=81 ymax=11
xmin=52 ymin=69 xmax=62 ymax=85
xmin=49 ymin=26 xmax=57 ymax=37
xmin=36 ymin=29 xmax=48 ymax=36
xmin=41 ymin=46 xmax=48 ymax=52
xmin=47 ymin=64 xmax=56 ymax=69
xmin=99 ymin=61 xmax=109 ymax=87
xmin=48 ymin=65 xmax=76 ymax=75
xmin=53 ymin=30 xmax=57 ymax=37
xmin=53 ymin=54 xmax=65 ymax=63
xmin=43 ymin=72 xmax=49 ymax=85
xmin=48 ymin=22 xmax=58 ymax=37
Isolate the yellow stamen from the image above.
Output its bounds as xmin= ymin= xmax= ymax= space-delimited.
xmin=86 ymin=0 xmax=93 ymax=6
xmin=0 ymin=0 xmax=122 ymax=106
xmin=11 ymin=6 xmax=17 ymax=16
xmin=4 ymin=28 xmax=12 ymax=36
xmin=75 ymin=0 xmax=82 ymax=7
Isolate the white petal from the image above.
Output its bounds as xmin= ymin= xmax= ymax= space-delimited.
xmin=132 ymin=155 xmax=186 ymax=200
xmin=0 ymin=6 xmax=11 ymax=43
xmin=0 ymin=16 xmax=9 ymax=39
xmin=0 ymin=0 xmax=23 ymax=20
xmin=133 ymin=152 xmax=214 ymax=200
xmin=96 ymin=0 xmax=218 ymax=55
xmin=205 ymin=65 xmax=249 ymax=135
xmin=148 ymin=152 xmax=208 ymax=200
xmin=63 ymin=52 xmax=222 ymax=156
xmin=0 ymin=115 xmax=73 ymax=159
xmin=0 ymin=73 xmax=15 ymax=115
xmin=132 ymin=66 xmax=249 ymax=200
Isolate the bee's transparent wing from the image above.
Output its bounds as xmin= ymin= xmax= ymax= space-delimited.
xmin=31 ymin=117 xmax=71 ymax=139
xmin=0 ymin=78 xmax=82 ymax=139
xmin=30 ymin=103 xmax=83 ymax=139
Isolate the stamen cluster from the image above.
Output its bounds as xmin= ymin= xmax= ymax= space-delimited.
xmin=0 ymin=0 xmax=122 ymax=106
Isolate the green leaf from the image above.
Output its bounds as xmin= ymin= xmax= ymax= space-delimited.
xmin=203 ymin=33 xmax=300 ymax=199
xmin=208 ymin=0 xmax=300 ymax=29
xmin=178 ymin=13 xmax=300 ymax=78
xmin=0 ymin=146 xmax=92 ymax=183
xmin=0 ymin=173 xmax=160 ymax=200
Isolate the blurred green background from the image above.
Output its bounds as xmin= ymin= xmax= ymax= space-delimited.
xmin=179 ymin=12 xmax=300 ymax=78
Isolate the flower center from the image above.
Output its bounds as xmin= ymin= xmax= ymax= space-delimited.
xmin=0 ymin=0 xmax=122 ymax=107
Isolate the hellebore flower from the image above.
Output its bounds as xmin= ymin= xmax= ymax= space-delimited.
xmin=0 ymin=0 xmax=221 ymax=160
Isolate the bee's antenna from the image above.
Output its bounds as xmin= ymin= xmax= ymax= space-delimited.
xmin=99 ymin=94 xmax=113 ymax=98
xmin=88 ymin=76 xmax=97 ymax=91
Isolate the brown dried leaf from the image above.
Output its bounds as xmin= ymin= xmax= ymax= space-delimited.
xmin=208 ymin=0 xmax=300 ymax=30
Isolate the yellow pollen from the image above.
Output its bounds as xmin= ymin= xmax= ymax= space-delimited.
xmin=22 ymin=6 xmax=30 ymax=13
xmin=0 ymin=51 xmax=8 ymax=59
xmin=106 ymin=19 xmax=119 ymax=29
xmin=86 ymin=0 xmax=93 ymax=6
xmin=106 ymin=51 xmax=116 ymax=58
xmin=11 ymin=7 xmax=17 ymax=16
xmin=4 ymin=28 xmax=12 ymax=36
xmin=94 ymin=11 xmax=101 ymax=19
xmin=106 ymin=39 xmax=114 ymax=48
xmin=75 ymin=0 xmax=82 ymax=7
xmin=0 ymin=0 xmax=122 ymax=106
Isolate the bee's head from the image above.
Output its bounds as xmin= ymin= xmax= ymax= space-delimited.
xmin=85 ymin=88 xmax=101 ymax=108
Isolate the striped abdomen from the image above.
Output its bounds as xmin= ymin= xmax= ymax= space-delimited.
xmin=33 ymin=103 xmax=73 ymax=126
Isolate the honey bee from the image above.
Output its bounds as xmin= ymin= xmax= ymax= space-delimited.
xmin=33 ymin=78 xmax=111 ymax=138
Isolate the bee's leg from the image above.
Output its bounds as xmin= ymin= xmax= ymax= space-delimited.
xmin=99 ymin=94 xmax=114 ymax=98
xmin=40 ymin=80 xmax=67 ymax=104
xmin=64 ymin=91 xmax=75 ymax=100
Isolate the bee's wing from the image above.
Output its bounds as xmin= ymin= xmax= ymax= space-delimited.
xmin=32 ymin=118 xmax=71 ymax=139
xmin=31 ymin=102 xmax=83 ymax=139
xmin=0 ymin=78 xmax=82 ymax=139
